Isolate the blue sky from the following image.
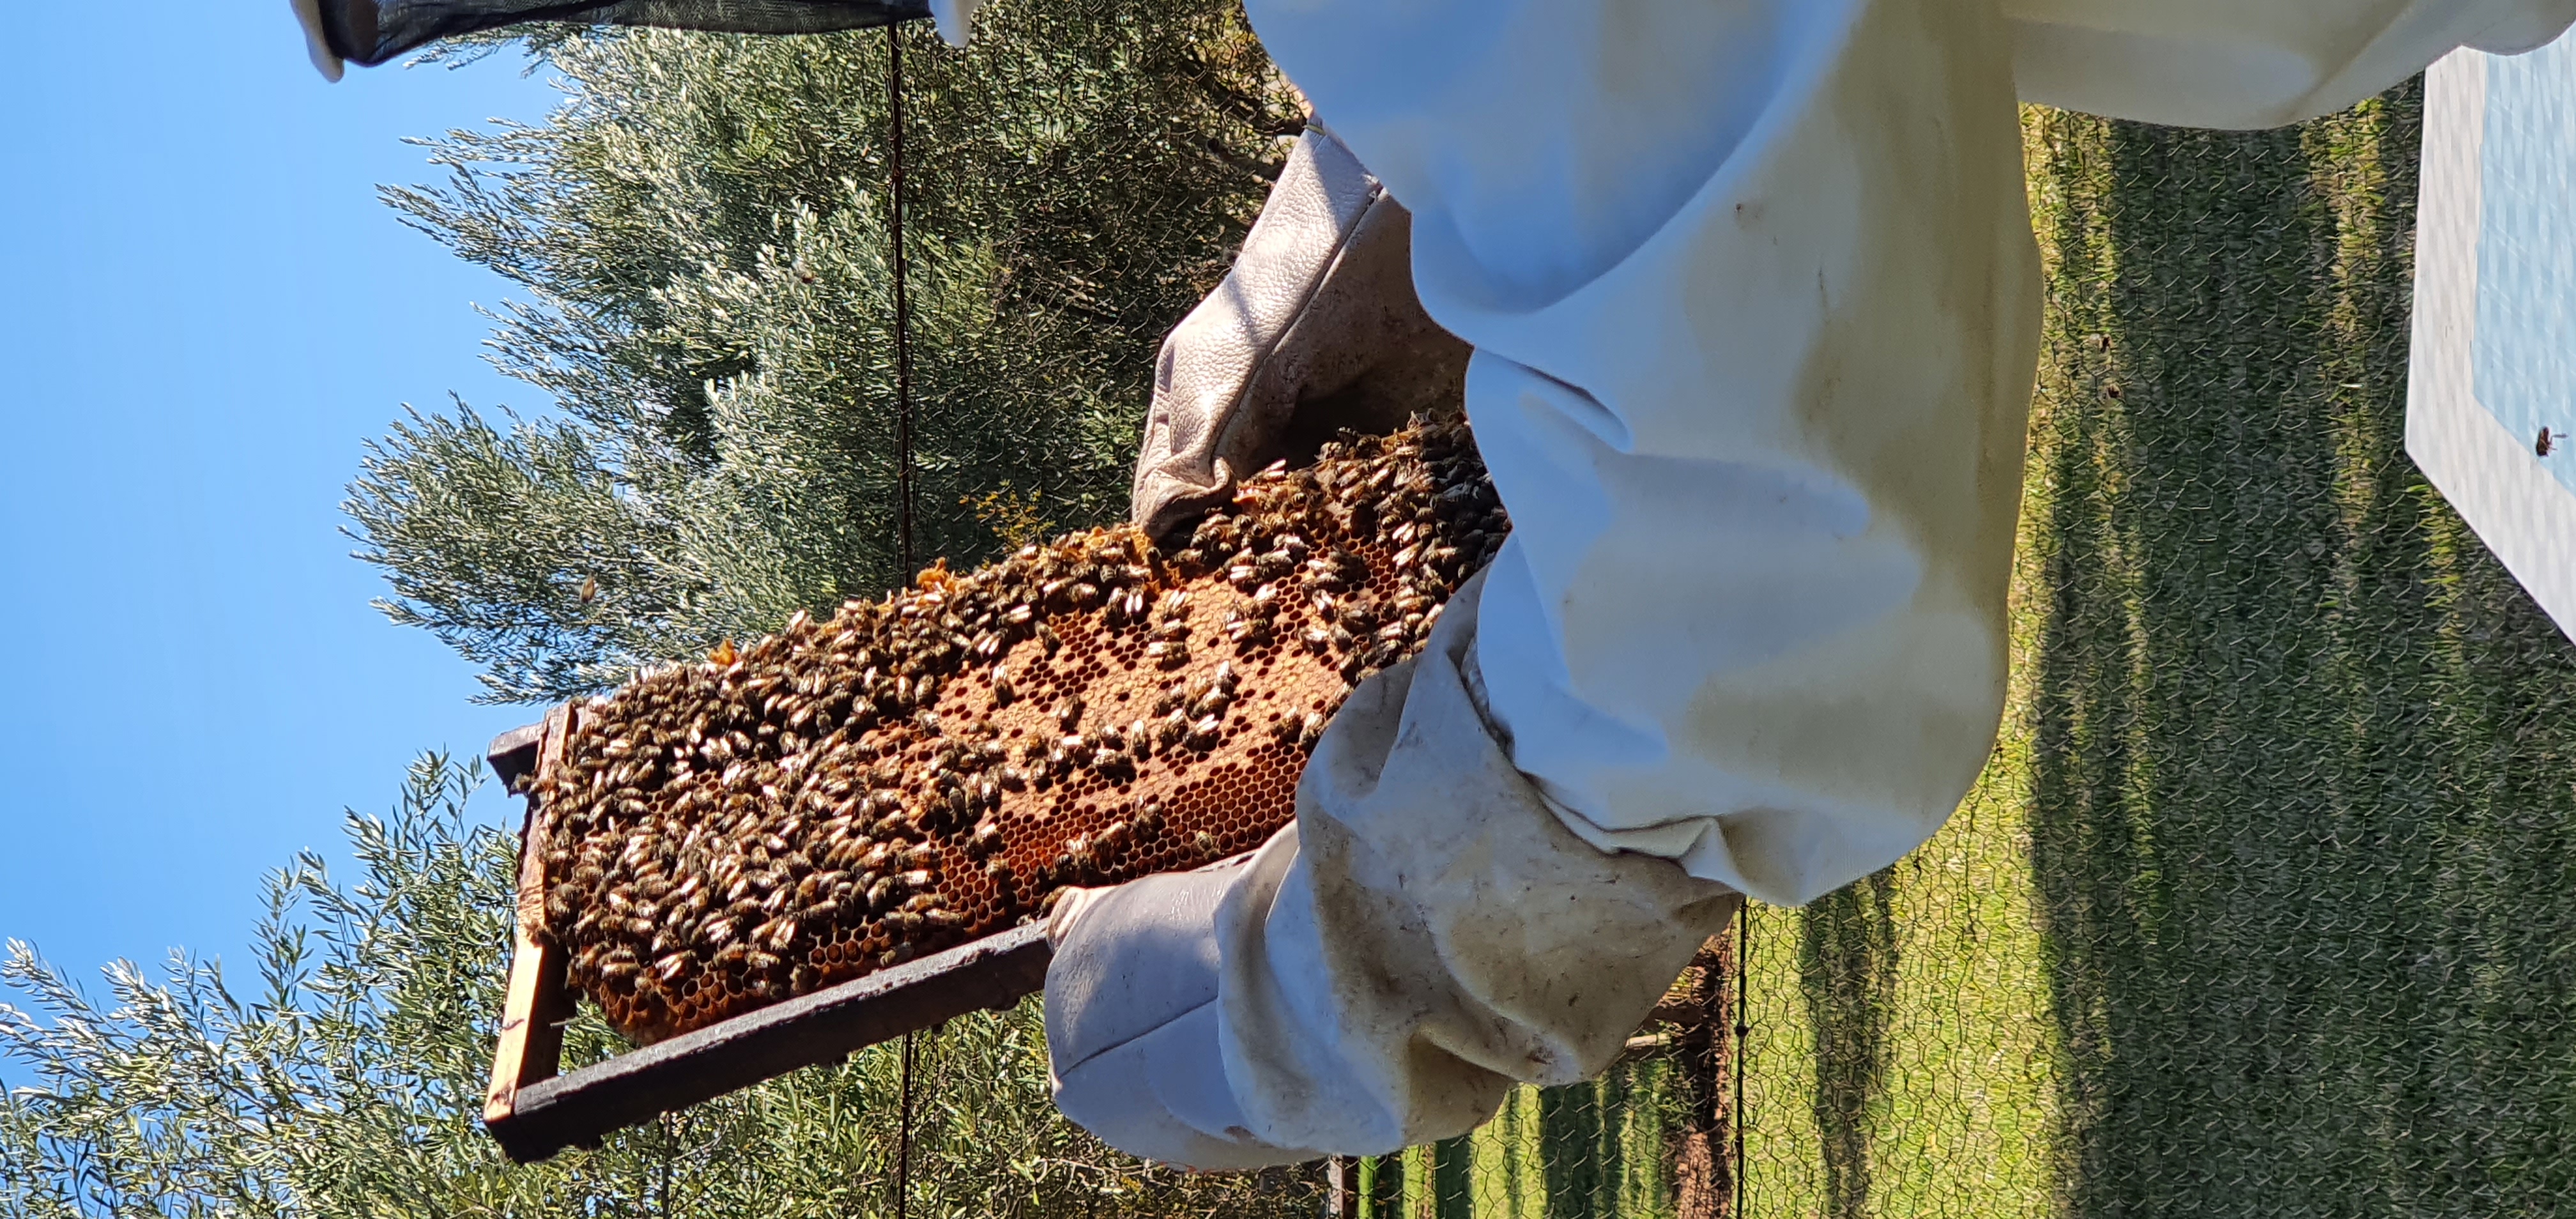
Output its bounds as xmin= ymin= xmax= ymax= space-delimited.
xmin=0 ymin=9 xmax=559 ymax=988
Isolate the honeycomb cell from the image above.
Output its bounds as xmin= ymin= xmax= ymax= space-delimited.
xmin=527 ymin=420 xmax=1505 ymax=1045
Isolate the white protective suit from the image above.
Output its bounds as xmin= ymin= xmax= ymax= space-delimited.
xmin=1038 ymin=0 xmax=2576 ymax=1170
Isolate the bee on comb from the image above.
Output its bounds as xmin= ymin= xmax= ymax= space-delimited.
xmin=530 ymin=419 xmax=1506 ymax=1043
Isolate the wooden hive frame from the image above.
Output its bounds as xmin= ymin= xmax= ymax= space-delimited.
xmin=479 ymin=709 xmax=1054 ymax=1163
xmin=478 ymin=715 xmax=1735 ymax=1169
xmin=473 ymin=422 xmax=1507 ymax=1162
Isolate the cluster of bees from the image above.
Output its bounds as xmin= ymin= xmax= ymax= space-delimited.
xmin=528 ymin=420 xmax=1508 ymax=1043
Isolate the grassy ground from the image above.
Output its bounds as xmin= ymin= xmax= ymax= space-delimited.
xmin=1740 ymin=83 xmax=2576 ymax=1218
xmin=1340 ymin=80 xmax=2576 ymax=1219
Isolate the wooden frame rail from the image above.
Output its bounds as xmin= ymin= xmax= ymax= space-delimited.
xmin=479 ymin=710 xmax=1054 ymax=1165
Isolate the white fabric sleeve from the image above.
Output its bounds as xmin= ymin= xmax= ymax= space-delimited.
xmin=1241 ymin=0 xmax=2575 ymax=910
xmin=2003 ymin=0 xmax=2576 ymax=129
xmin=1243 ymin=0 xmax=2043 ymax=908
xmin=1046 ymin=571 xmax=1741 ymax=1167
xmin=1046 ymin=0 xmax=2576 ymax=1167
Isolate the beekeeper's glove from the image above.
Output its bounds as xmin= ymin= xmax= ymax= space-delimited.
xmin=1128 ymin=127 xmax=1468 ymax=543
xmin=1043 ymin=571 xmax=1741 ymax=1168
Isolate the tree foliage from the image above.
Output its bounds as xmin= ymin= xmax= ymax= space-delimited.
xmin=4 ymin=10 xmax=1330 ymax=1213
xmin=0 ymin=757 xmax=1317 ymax=1217
xmin=348 ymin=5 xmax=1300 ymax=703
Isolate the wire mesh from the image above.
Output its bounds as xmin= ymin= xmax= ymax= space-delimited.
xmin=1298 ymin=936 xmax=1738 ymax=1219
xmin=1218 ymin=74 xmax=2576 ymax=1219
xmin=1319 ymin=1067 xmax=1716 ymax=1219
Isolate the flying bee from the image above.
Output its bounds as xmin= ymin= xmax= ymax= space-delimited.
xmin=2540 ymin=427 xmax=2559 ymax=457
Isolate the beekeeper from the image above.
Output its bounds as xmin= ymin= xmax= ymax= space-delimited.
xmin=300 ymin=0 xmax=2576 ymax=1171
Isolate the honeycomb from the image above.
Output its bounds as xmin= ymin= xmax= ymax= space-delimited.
xmin=529 ymin=420 xmax=1506 ymax=1043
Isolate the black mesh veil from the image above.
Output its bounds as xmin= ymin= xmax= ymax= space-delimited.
xmin=315 ymin=0 xmax=932 ymax=68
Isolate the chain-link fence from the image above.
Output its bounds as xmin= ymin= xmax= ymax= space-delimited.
xmin=1266 ymin=75 xmax=2576 ymax=1219
xmin=1310 ymin=933 xmax=1738 ymax=1219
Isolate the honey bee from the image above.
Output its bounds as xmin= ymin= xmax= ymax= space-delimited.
xmin=2540 ymin=427 xmax=2558 ymax=457
xmin=1188 ymin=714 xmax=1223 ymax=748
xmin=521 ymin=420 xmax=1515 ymax=1040
xmin=1296 ymin=711 xmax=1328 ymax=749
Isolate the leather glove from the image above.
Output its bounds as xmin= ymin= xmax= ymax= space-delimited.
xmin=1043 ymin=855 xmax=1301 ymax=1170
xmin=1129 ymin=128 xmax=1468 ymax=542
xmin=1043 ymin=572 xmax=1740 ymax=1169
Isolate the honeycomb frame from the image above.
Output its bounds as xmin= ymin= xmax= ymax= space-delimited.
xmin=518 ymin=420 xmax=1508 ymax=1045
